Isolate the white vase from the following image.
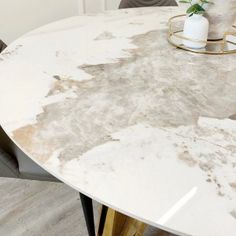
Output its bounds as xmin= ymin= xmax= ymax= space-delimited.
xmin=183 ymin=14 xmax=209 ymax=49
xmin=205 ymin=0 xmax=236 ymax=40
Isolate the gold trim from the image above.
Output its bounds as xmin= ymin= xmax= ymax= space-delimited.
xmin=168 ymin=15 xmax=236 ymax=55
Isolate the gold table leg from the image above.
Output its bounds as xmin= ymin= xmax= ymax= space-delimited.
xmin=98 ymin=207 xmax=147 ymax=236
xmin=98 ymin=207 xmax=175 ymax=236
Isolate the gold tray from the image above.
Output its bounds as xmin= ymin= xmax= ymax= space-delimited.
xmin=168 ymin=14 xmax=236 ymax=55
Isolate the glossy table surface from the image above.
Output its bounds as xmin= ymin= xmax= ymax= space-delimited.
xmin=0 ymin=6 xmax=236 ymax=236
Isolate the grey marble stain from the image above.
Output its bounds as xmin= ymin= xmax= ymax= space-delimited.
xmin=95 ymin=31 xmax=116 ymax=40
xmin=178 ymin=149 xmax=197 ymax=167
xmin=13 ymin=29 xmax=236 ymax=166
xmin=231 ymin=208 xmax=236 ymax=219
xmin=230 ymin=182 xmax=236 ymax=191
xmin=53 ymin=75 xmax=62 ymax=81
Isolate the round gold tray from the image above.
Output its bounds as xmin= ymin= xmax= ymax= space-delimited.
xmin=168 ymin=15 xmax=236 ymax=55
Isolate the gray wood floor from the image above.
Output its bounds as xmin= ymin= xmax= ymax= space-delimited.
xmin=0 ymin=178 xmax=174 ymax=236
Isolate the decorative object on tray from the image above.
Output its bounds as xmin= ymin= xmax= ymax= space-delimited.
xmin=180 ymin=0 xmax=236 ymax=40
xmin=168 ymin=15 xmax=236 ymax=54
xmin=180 ymin=0 xmax=212 ymax=48
xmin=183 ymin=14 xmax=209 ymax=49
xmin=167 ymin=0 xmax=236 ymax=54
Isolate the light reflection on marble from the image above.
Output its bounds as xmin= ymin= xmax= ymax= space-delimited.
xmin=0 ymin=6 xmax=236 ymax=236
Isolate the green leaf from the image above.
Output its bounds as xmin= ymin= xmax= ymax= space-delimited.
xmin=186 ymin=3 xmax=206 ymax=15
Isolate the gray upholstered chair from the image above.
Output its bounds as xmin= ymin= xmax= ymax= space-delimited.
xmin=0 ymin=125 xmax=96 ymax=236
xmin=0 ymin=126 xmax=58 ymax=181
xmin=0 ymin=41 xmax=54 ymax=181
xmin=119 ymin=0 xmax=177 ymax=8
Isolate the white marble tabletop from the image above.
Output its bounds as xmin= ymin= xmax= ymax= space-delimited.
xmin=0 ymin=6 xmax=236 ymax=236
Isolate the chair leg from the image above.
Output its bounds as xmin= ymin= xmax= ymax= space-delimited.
xmin=80 ymin=193 xmax=96 ymax=236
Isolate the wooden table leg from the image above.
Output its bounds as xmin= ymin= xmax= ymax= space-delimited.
xmin=98 ymin=207 xmax=147 ymax=236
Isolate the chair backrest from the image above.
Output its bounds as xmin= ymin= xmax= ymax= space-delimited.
xmin=0 ymin=148 xmax=19 ymax=178
xmin=119 ymin=0 xmax=177 ymax=9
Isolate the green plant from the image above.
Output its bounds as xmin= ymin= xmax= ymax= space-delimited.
xmin=180 ymin=0 xmax=213 ymax=16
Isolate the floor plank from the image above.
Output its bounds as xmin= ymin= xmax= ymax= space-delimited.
xmin=0 ymin=178 xmax=175 ymax=236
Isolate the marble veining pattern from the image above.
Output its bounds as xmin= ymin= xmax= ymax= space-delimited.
xmin=0 ymin=6 xmax=236 ymax=236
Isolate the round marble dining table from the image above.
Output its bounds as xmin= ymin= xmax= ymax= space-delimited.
xmin=0 ymin=6 xmax=236 ymax=236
